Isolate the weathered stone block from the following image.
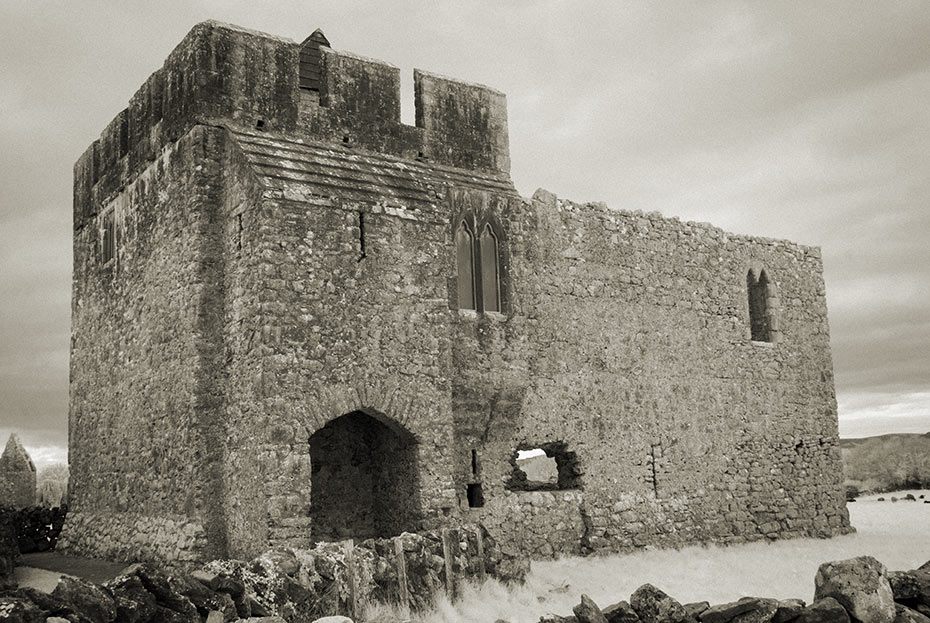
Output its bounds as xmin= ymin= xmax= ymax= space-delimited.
xmin=573 ymin=594 xmax=609 ymax=623
xmin=0 ymin=597 xmax=45 ymax=623
xmin=889 ymin=571 xmax=922 ymax=602
xmin=630 ymin=584 xmax=687 ymax=623
xmin=50 ymin=576 xmax=117 ymax=623
xmin=895 ymin=604 xmax=930 ymax=622
xmin=701 ymin=597 xmax=777 ymax=623
xmin=796 ymin=598 xmax=850 ymax=623
xmin=814 ymin=556 xmax=895 ymax=623
xmin=772 ymin=598 xmax=805 ymax=622
xmin=603 ymin=600 xmax=641 ymax=623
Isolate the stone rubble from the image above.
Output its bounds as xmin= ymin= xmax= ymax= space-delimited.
xmin=3 ymin=552 xmax=930 ymax=622
xmin=2 ymin=525 xmax=522 ymax=621
xmin=537 ymin=556 xmax=930 ymax=623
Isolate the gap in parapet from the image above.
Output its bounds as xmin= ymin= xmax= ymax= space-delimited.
xmin=400 ymin=69 xmax=415 ymax=125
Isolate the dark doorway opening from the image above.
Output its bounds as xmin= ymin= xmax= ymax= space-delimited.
xmin=309 ymin=410 xmax=421 ymax=541
xmin=466 ymin=483 xmax=484 ymax=508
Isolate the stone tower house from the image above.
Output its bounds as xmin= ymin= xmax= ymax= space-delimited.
xmin=61 ymin=21 xmax=850 ymax=563
xmin=0 ymin=434 xmax=36 ymax=508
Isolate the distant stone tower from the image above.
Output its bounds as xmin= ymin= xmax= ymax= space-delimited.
xmin=0 ymin=434 xmax=36 ymax=508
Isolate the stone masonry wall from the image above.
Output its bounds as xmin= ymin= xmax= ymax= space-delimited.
xmin=454 ymin=189 xmax=849 ymax=557
xmin=221 ymin=187 xmax=461 ymax=558
xmin=64 ymin=126 xmax=232 ymax=561
xmin=67 ymin=20 xmax=848 ymax=564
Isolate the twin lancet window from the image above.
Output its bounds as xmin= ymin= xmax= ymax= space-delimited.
xmin=455 ymin=222 xmax=501 ymax=312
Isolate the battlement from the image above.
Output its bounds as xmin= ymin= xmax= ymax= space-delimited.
xmin=74 ymin=21 xmax=510 ymax=230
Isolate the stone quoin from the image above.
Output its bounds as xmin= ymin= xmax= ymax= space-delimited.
xmin=60 ymin=21 xmax=851 ymax=563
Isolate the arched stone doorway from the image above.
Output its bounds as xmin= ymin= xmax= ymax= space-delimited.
xmin=308 ymin=409 xmax=421 ymax=541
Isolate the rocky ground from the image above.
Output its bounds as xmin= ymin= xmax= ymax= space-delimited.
xmin=537 ymin=555 xmax=930 ymax=623
xmin=0 ymin=524 xmax=520 ymax=622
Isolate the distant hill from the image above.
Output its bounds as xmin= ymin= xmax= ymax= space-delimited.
xmin=841 ymin=432 xmax=930 ymax=493
xmin=516 ymin=454 xmax=558 ymax=484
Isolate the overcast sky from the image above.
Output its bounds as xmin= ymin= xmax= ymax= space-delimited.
xmin=1 ymin=1 xmax=928 ymax=468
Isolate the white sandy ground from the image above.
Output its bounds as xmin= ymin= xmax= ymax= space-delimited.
xmin=13 ymin=566 xmax=73 ymax=593
xmin=13 ymin=492 xmax=929 ymax=622
xmin=383 ymin=490 xmax=930 ymax=623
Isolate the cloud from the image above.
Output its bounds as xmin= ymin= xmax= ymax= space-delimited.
xmin=0 ymin=428 xmax=68 ymax=471
xmin=0 ymin=1 xmax=927 ymax=448
xmin=839 ymin=391 xmax=930 ymax=438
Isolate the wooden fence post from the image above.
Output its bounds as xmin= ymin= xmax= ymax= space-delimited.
xmin=441 ymin=528 xmax=455 ymax=597
xmin=394 ymin=536 xmax=410 ymax=612
xmin=475 ymin=527 xmax=486 ymax=581
xmin=343 ymin=539 xmax=358 ymax=619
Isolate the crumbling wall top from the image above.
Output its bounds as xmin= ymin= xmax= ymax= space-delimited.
xmin=0 ymin=434 xmax=35 ymax=473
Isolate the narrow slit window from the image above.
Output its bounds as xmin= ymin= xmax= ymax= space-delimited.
xmin=357 ymin=210 xmax=367 ymax=261
xmin=748 ymin=269 xmax=771 ymax=342
xmin=236 ymin=214 xmax=243 ymax=257
xmin=479 ymin=224 xmax=501 ymax=312
xmin=102 ymin=212 xmax=116 ymax=264
xmin=456 ymin=223 xmax=476 ymax=310
xmin=118 ymin=113 xmax=129 ymax=158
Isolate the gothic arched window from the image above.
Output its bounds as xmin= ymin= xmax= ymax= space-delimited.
xmin=479 ymin=224 xmax=501 ymax=312
xmin=455 ymin=223 xmax=476 ymax=310
xmin=747 ymin=269 xmax=771 ymax=342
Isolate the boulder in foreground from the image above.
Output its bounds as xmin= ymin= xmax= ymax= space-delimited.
xmin=814 ymin=556 xmax=895 ymax=623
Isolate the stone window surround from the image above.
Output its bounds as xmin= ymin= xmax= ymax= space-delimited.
xmin=506 ymin=442 xmax=582 ymax=492
xmin=453 ymin=211 xmax=507 ymax=316
xmin=747 ymin=264 xmax=782 ymax=345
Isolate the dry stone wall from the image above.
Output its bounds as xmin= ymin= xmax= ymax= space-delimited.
xmin=0 ymin=512 xmax=14 ymax=590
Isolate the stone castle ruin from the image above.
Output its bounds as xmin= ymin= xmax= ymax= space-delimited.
xmin=60 ymin=21 xmax=850 ymax=564
xmin=0 ymin=434 xmax=36 ymax=508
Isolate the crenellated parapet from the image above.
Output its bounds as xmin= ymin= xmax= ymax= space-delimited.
xmin=74 ymin=20 xmax=510 ymax=231
xmin=415 ymin=70 xmax=509 ymax=173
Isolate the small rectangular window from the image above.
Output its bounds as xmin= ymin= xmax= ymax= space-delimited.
xmin=467 ymin=483 xmax=484 ymax=508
